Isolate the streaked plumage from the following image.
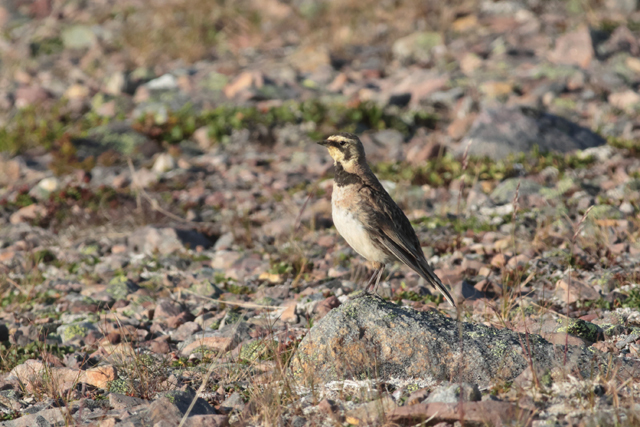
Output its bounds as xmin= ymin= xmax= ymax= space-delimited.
xmin=318 ymin=132 xmax=456 ymax=307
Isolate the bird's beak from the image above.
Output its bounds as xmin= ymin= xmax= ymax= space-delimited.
xmin=317 ymin=140 xmax=329 ymax=146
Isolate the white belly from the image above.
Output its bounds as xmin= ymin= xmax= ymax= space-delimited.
xmin=332 ymin=204 xmax=388 ymax=264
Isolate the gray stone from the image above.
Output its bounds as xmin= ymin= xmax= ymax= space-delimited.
xmin=392 ymin=31 xmax=443 ymax=63
xmin=369 ymin=129 xmax=405 ymax=161
xmin=146 ymin=74 xmax=178 ymax=91
xmin=490 ymin=178 xmax=543 ymax=205
xmin=189 ymin=281 xmax=224 ymax=299
xmin=291 ymin=295 xmax=638 ymax=386
xmin=152 ymin=152 xmax=177 ymax=173
xmin=61 ymin=25 xmax=96 ymax=49
xmin=145 ymin=389 xmax=217 ymax=425
xmin=76 ymin=123 xmax=149 ymax=158
xmin=107 ymin=277 xmax=140 ymax=300
xmin=56 ymin=322 xmax=98 ymax=343
xmin=29 ymin=177 xmax=60 ymax=201
xmin=1 ymin=407 xmax=66 ymax=427
xmin=128 ymin=226 xmax=212 ymax=255
xmin=221 ymin=392 xmax=245 ymax=412
xmin=108 ymin=393 xmax=149 ymax=410
xmin=460 ymin=106 xmax=606 ymax=160
xmin=178 ymin=322 xmax=252 ymax=356
xmin=171 ymin=322 xmax=202 ymax=342
xmin=425 ymin=383 xmax=481 ymax=404
xmin=605 ymin=0 xmax=638 ymax=13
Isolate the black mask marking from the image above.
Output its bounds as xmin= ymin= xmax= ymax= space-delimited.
xmin=334 ymin=162 xmax=361 ymax=187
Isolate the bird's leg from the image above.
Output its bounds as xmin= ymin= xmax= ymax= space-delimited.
xmin=371 ymin=266 xmax=386 ymax=296
xmin=363 ymin=269 xmax=378 ymax=294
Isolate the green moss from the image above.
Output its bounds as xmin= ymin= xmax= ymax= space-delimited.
xmin=608 ymin=137 xmax=640 ymax=158
xmin=556 ymin=319 xmax=603 ymax=343
xmin=490 ymin=340 xmax=510 ymax=358
xmin=622 ymin=289 xmax=640 ymax=309
xmin=63 ymin=324 xmax=88 ymax=341
xmin=239 ymin=340 xmax=267 ymax=362
xmin=0 ymin=343 xmax=74 ymax=373
xmin=108 ymin=378 xmax=132 ymax=394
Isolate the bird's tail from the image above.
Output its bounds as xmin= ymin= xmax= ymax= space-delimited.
xmin=418 ymin=263 xmax=456 ymax=307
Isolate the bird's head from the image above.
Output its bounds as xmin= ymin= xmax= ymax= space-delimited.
xmin=317 ymin=133 xmax=366 ymax=170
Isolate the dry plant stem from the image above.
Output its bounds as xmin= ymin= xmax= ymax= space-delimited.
xmin=127 ymin=157 xmax=194 ymax=225
xmin=293 ymin=193 xmax=312 ymax=233
xmin=456 ymin=138 xmax=474 ymax=217
xmin=5 ymin=277 xmax=26 ymax=295
xmin=178 ymin=359 xmax=219 ymax=427
xmin=564 ymin=205 xmax=595 ymax=363
xmin=181 ymin=289 xmax=281 ymax=309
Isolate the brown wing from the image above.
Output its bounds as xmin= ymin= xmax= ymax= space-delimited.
xmin=360 ymin=185 xmax=456 ymax=307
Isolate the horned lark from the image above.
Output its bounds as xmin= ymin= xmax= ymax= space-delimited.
xmin=318 ymin=132 xmax=455 ymax=307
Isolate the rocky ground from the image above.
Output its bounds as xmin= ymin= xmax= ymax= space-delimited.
xmin=1 ymin=0 xmax=640 ymax=425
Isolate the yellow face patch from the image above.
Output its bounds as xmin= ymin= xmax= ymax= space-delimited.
xmin=326 ymin=146 xmax=344 ymax=162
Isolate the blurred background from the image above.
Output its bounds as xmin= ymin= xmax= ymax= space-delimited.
xmin=1 ymin=0 xmax=639 ymax=156
xmin=1 ymin=0 xmax=640 ymax=230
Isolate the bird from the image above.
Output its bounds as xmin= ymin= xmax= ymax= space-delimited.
xmin=317 ymin=132 xmax=456 ymax=307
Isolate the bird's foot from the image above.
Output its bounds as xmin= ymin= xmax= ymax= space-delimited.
xmin=351 ymin=289 xmax=372 ymax=299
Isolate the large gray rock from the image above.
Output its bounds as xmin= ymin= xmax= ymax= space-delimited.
xmin=291 ymin=295 xmax=637 ymax=386
xmin=460 ymin=106 xmax=606 ymax=160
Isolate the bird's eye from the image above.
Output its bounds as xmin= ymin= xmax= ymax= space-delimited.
xmin=339 ymin=140 xmax=347 ymax=146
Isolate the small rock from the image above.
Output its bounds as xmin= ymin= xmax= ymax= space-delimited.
xmin=148 ymin=338 xmax=171 ymax=354
xmin=57 ymin=322 xmax=98 ymax=343
xmin=109 ymin=392 xmax=149 ymax=410
xmin=313 ymin=296 xmax=341 ymax=319
xmin=171 ymin=321 xmax=202 ymax=342
xmin=1 ymin=407 xmax=67 ymax=427
xmin=345 ymin=397 xmax=396 ymax=425
xmin=147 ymin=74 xmax=178 ymax=91
xmin=425 ymin=383 xmax=481 ymax=404
xmin=15 ymin=85 xmax=50 ymax=108
xmin=548 ymin=26 xmax=594 ymax=69
xmin=605 ymin=0 xmax=638 ymax=13
xmin=85 ymin=365 xmax=117 ymax=389
xmin=392 ymin=31 xmax=443 ymax=63
xmin=64 ymin=84 xmax=90 ymax=100
xmin=146 ymin=389 xmax=218 ymax=425
xmin=129 ymin=226 xmax=212 ymax=254
xmin=480 ymin=81 xmax=513 ymax=99
xmin=609 ymin=90 xmax=640 ymax=113
xmin=555 ymin=279 xmax=600 ymax=304
xmin=490 ymin=178 xmax=543 ymax=205
xmin=29 ymin=177 xmax=60 ymax=200
xmin=193 ymin=126 xmax=212 ymax=151
xmin=9 ymin=204 xmax=47 ymax=225
xmin=280 ymin=301 xmax=298 ymax=324
xmin=460 ymin=52 xmax=483 ymax=75
xmin=61 ymin=25 xmax=96 ymax=49
xmin=221 ymin=392 xmax=245 ymax=412
xmin=152 ymin=152 xmax=177 ymax=173
xmin=179 ymin=322 xmax=252 ymax=357
xmin=155 ymin=299 xmax=186 ymax=320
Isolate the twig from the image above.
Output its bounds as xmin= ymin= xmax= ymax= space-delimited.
xmin=572 ymin=205 xmax=595 ymax=243
xmin=294 ymin=193 xmax=312 ymax=233
xmin=181 ymin=289 xmax=282 ymax=310
xmin=456 ymin=138 xmax=474 ymax=217
xmin=6 ymin=277 xmax=26 ymax=295
xmin=178 ymin=359 xmax=219 ymax=427
xmin=529 ymin=301 xmax=572 ymax=320
xmin=127 ymin=157 xmax=195 ymax=224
